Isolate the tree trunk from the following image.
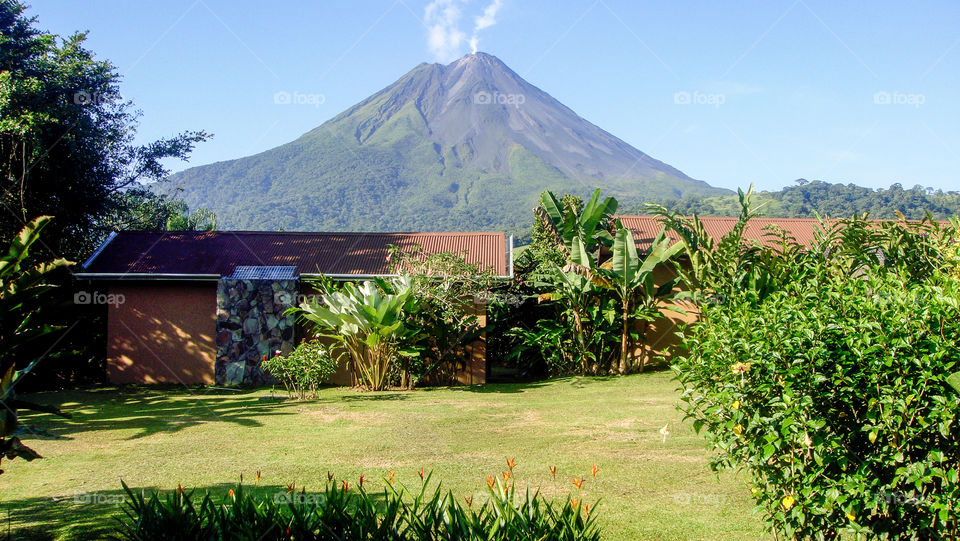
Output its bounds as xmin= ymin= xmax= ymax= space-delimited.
xmin=619 ymin=297 xmax=629 ymax=375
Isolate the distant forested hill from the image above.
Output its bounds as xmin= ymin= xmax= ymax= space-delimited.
xmin=651 ymin=180 xmax=960 ymax=219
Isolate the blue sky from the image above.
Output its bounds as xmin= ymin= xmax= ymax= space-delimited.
xmin=27 ymin=0 xmax=960 ymax=192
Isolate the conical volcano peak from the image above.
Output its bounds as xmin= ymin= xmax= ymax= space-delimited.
xmin=164 ymin=55 xmax=728 ymax=236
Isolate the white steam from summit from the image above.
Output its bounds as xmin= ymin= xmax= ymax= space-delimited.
xmin=424 ymin=0 xmax=504 ymax=62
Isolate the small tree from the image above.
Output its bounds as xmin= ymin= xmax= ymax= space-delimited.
xmin=0 ymin=216 xmax=73 ymax=473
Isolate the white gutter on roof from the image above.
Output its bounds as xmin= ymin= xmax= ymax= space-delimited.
xmin=81 ymin=231 xmax=117 ymax=269
xmin=73 ymin=273 xmax=221 ymax=281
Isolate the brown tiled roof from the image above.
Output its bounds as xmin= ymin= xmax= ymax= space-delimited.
xmin=616 ymin=216 xmax=945 ymax=252
xmin=82 ymin=231 xmax=508 ymax=277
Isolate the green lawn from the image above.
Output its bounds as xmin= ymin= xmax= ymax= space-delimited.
xmin=1 ymin=372 xmax=767 ymax=540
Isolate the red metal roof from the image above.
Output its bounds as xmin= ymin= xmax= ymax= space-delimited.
xmin=616 ymin=216 xmax=944 ymax=252
xmin=82 ymin=231 xmax=508 ymax=277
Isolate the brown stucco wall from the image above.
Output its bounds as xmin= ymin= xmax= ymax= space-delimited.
xmin=107 ymin=282 xmax=217 ymax=384
xmin=633 ymin=263 xmax=700 ymax=366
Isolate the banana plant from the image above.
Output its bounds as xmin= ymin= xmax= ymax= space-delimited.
xmin=599 ymin=227 xmax=685 ymax=374
xmin=536 ymin=189 xmax=618 ymax=257
xmin=289 ymin=276 xmax=417 ymax=391
xmin=1 ymin=216 xmax=73 ymax=474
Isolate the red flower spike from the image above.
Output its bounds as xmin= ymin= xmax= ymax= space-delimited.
xmin=286 ymin=483 xmax=295 ymax=495
xmin=572 ymin=477 xmax=584 ymax=490
xmin=591 ymin=464 xmax=599 ymax=478
xmin=177 ymin=484 xmax=184 ymax=495
xmin=387 ymin=471 xmax=396 ymax=485
xmin=342 ymin=481 xmax=350 ymax=491
xmin=327 ymin=471 xmax=334 ymax=482
xmin=506 ymin=458 xmax=515 ymax=471
xmin=502 ymin=470 xmax=511 ymax=482
xmin=486 ymin=475 xmax=495 ymax=489
xmin=549 ymin=465 xmax=557 ymax=479
xmin=229 ymin=489 xmax=235 ymax=498
xmin=418 ymin=468 xmax=425 ymax=480
xmin=464 ymin=495 xmax=474 ymax=507
xmin=255 ymin=470 xmax=261 ymax=484
xmin=359 ymin=474 xmax=365 ymax=488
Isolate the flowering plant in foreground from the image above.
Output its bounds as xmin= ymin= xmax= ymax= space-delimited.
xmin=116 ymin=466 xmax=602 ymax=540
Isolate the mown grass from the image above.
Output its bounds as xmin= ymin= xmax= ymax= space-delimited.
xmin=0 ymin=372 xmax=766 ymax=540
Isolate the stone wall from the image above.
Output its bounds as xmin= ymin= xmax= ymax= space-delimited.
xmin=215 ymin=279 xmax=297 ymax=385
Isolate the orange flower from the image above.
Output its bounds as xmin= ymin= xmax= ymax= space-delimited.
xmin=418 ymin=468 xmax=425 ymax=480
xmin=502 ymin=470 xmax=511 ymax=482
xmin=570 ymin=497 xmax=579 ymax=508
xmin=584 ymin=503 xmax=591 ymax=515
xmin=255 ymin=470 xmax=262 ymax=485
xmin=572 ymin=477 xmax=584 ymax=490
xmin=342 ymin=481 xmax=350 ymax=491
xmin=327 ymin=471 xmax=334 ymax=482
xmin=591 ymin=464 xmax=599 ymax=477
xmin=549 ymin=465 xmax=557 ymax=479
xmin=229 ymin=489 xmax=235 ymax=498
xmin=464 ymin=495 xmax=474 ymax=507
xmin=286 ymin=483 xmax=295 ymax=495
xmin=506 ymin=458 xmax=516 ymax=471
xmin=177 ymin=484 xmax=184 ymax=496
xmin=387 ymin=471 xmax=396 ymax=485
xmin=486 ymin=475 xmax=495 ymax=489
xmin=359 ymin=474 xmax=365 ymax=488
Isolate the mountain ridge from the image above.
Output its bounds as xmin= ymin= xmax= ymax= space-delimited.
xmin=164 ymin=52 xmax=730 ymax=238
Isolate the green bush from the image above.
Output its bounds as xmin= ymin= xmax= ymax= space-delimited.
xmin=676 ymin=269 xmax=960 ymax=539
xmin=261 ymin=339 xmax=338 ymax=400
xmin=116 ymin=473 xmax=601 ymax=540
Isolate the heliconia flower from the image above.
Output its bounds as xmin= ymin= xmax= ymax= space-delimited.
xmin=591 ymin=464 xmax=599 ymax=477
xmin=177 ymin=484 xmax=184 ymax=495
xmin=464 ymin=495 xmax=474 ymax=507
xmin=506 ymin=458 xmax=516 ymax=471
xmin=486 ymin=475 xmax=495 ymax=489
xmin=342 ymin=481 xmax=350 ymax=491
xmin=387 ymin=471 xmax=396 ymax=485
xmin=255 ymin=470 xmax=261 ymax=484
xmin=584 ymin=503 xmax=591 ymax=515
xmin=781 ymin=495 xmax=795 ymax=510
xmin=502 ymin=470 xmax=511 ymax=482
xmin=549 ymin=465 xmax=557 ymax=479
xmin=359 ymin=474 xmax=365 ymax=488
xmin=418 ymin=468 xmax=425 ymax=480
xmin=229 ymin=489 xmax=235 ymax=498
xmin=572 ymin=477 xmax=584 ymax=490
xmin=570 ymin=497 xmax=579 ymax=508
xmin=286 ymin=483 xmax=295 ymax=495
xmin=327 ymin=471 xmax=334 ymax=482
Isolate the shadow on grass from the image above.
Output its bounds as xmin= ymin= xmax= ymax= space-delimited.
xmin=0 ymin=481 xmax=392 ymax=541
xmin=16 ymin=386 xmax=298 ymax=442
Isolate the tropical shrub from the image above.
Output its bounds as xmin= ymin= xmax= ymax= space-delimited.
xmin=289 ymin=277 xmax=417 ymax=391
xmin=116 ymin=472 xmax=601 ymax=540
xmin=261 ymin=339 xmax=338 ymax=400
xmin=0 ymin=216 xmax=72 ymax=474
xmin=672 ymin=198 xmax=960 ymax=539
xmin=387 ymin=246 xmax=498 ymax=387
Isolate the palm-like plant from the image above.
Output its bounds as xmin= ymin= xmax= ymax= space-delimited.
xmin=1 ymin=216 xmax=73 ymax=473
xmin=535 ymin=189 xmax=618 ymax=257
xmin=598 ymin=227 xmax=685 ymax=374
xmin=290 ymin=277 xmax=416 ymax=391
